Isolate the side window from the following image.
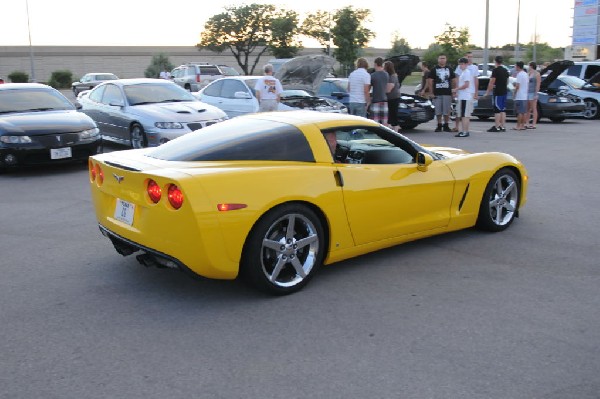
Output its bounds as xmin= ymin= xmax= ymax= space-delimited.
xmin=318 ymin=82 xmax=332 ymax=96
xmin=88 ymin=85 xmax=106 ymax=103
xmin=81 ymin=75 xmax=91 ymax=83
xmin=221 ymin=80 xmax=248 ymax=99
xmin=325 ymin=127 xmax=414 ymax=164
xmin=202 ymin=80 xmax=223 ymax=97
xmin=566 ymin=65 xmax=582 ymax=78
xmin=101 ymin=84 xmax=123 ymax=105
xmin=200 ymin=66 xmax=221 ymax=76
xmin=585 ymin=65 xmax=600 ymax=80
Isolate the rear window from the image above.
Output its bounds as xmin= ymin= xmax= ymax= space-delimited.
xmin=147 ymin=118 xmax=315 ymax=162
xmin=199 ymin=66 xmax=222 ymax=75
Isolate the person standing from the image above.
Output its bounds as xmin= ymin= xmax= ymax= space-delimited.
xmin=347 ymin=58 xmax=371 ymax=117
xmin=484 ymin=55 xmax=510 ymax=132
xmin=370 ymin=57 xmax=392 ymax=126
xmin=384 ymin=60 xmax=402 ymax=132
xmin=513 ymin=61 xmax=529 ymax=130
xmin=452 ymin=51 xmax=479 ymax=132
xmin=418 ymin=61 xmax=431 ymax=98
xmin=525 ymin=61 xmax=541 ymax=129
xmin=452 ymin=58 xmax=473 ymax=137
xmin=159 ymin=67 xmax=171 ymax=80
xmin=255 ymin=64 xmax=283 ymax=112
xmin=426 ymin=54 xmax=456 ymax=132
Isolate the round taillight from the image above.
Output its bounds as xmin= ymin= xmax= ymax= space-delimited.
xmin=89 ymin=161 xmax=96 ymax=181
xmin=168 ymin=184 xmax=184 ymax=209
xmin=147 ymin=180 xmax=162 ymax=203
xmin=96 ymin=165 xmax=104 ymax=185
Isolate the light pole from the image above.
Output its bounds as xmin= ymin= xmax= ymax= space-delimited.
xmin=483 ymin=0 xmax=489 ymax=74
xmin=515 ymin=0 xmax=521 ymax=62
xmin=25 ymin=0 xmax=36 ymax=82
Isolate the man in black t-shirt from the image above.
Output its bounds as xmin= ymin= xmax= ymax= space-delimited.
xmin=484 ymin=55 xmax=510 ymax=132
xmin=426 ymin=54 xmax=456 ymax=132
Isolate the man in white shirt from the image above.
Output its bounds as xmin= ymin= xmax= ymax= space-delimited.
xmin=513 ymin=61 xmax=529 ymax=130
xmin=159 ymin=68 xmax=171 ymax=80
xmin=347 ymin=58 xmax=371 ymax=118
xmin=452 ymin=58 xmax=473 ymax=137
xmin=452 ymin=51 xmax=479 ymax=132
xmin=255 ymin=64 xmax=283 ymax=112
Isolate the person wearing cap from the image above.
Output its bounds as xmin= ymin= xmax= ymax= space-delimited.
xmin=452 ymin=58 xmax=473 ymax=137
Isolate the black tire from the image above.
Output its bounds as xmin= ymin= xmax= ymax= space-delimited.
xmin=240 ymin=203 xmax=325 ymax=295
xmin=130 ymin=123 xmax=147 ymax=149
xmin=583 ymin=99 xmax=599 ymax=120
xmin=477 ymin=116 xmax=491 ymax=120
xmin=400 ymin=122 xmax=418 ymax=130
xmin=549 ymin=117 xmax=565 ymax=123
xmin=476 ymin=168 xmax=520 ymax=232
xmin=184 ymin=83 xmax=191 ymax=92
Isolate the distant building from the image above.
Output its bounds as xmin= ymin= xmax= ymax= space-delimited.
xmin=565 ymin=0 xmax=600 ymax=60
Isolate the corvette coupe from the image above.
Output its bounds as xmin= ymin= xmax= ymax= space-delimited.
xmin=89 ymin=111 xmax=528 ymax=295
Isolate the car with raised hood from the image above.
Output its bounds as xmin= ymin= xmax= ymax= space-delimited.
xmin=468 ymin=60 xmax=586 ymax=122
xmin=544 ymin=68 xmax=600 ymax=120
xmin=195 ymin=55 xmax=347 ymax=117
xmin=72 ymin=72 xmax=119 ymax=96
xmin=77 ymin=78 xmax=228 ymax=148
xmin=1 ymin=83 xmax=101 ymax=171
xmin=88 ymin=111 xmax=528 ymax=295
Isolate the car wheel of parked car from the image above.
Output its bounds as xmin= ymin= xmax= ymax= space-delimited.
xmin=401 ymin=122 xmax=418 ymax=130
xmin=130 ymin=123 xmax=147 ymax=149
xmin=241 ymin=203 xmax=325 ymax=295
xmin=72 ymin=87 xmax=78 ymax=96
xmin=184 ymin=83 xmax=191 ymax=92
xmin=477 ymin=116 xmax=491 ymax=120
xmin=582 ymin=99 xmax=599 ymax=120
xmin=477 ymin=168 xmax=520 ymax=232
xmin=549 ymin=117 xmax=565 ymax=123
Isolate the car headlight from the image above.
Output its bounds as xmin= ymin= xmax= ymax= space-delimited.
xmin=1 ymin=135 xmax=32 ymax=144
xmin=399 ymin=103 xmax=408 ymax=109
xmin=78 ymin=127 xmax=100 ymax=139
xmin=549 ymin=97 xmax=569 ymax=103
xmin=155 ymin=122 xmax=184 ymax=129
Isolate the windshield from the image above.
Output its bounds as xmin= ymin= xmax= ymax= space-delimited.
xmin=124 ymin=83 xmax=196 ymax=105
xmin=558 ymin=75 xmax=587 ymax=89
xmin=0 ymin=87 xmax=74 ymax=113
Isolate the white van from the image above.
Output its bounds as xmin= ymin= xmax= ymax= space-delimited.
xmin=563 ymin=61 xmax=600 ymax=81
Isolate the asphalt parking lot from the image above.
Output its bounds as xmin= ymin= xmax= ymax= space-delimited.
xmin=1 ymin=110 xmax=599 ymax=398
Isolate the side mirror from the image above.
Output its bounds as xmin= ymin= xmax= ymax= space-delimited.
xmin=234 ymin=91 xmax=252 ymax=99
xmin=416 ymin=152 xmax=433 ymax=172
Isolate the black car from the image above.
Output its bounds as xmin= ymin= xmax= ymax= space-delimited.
xmin=0 ymin=83 xmax=102 ymax=170
xmin=319 ymin=54 xmax=435 ymax=129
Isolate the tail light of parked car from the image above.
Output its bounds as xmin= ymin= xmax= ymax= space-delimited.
xmin=167 ymin=184 xmax=184 ymax=209
xmin=89 ymin=160 xmax=104 ymax=186
xmin=147 ymin=180 xmax=184 ymax=209
xmin=147 ymin=180 xmax=162 ymax=204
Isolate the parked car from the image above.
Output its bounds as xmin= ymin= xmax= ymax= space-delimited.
xmin=562 ymin=61 xmax=600 ymax=81
xmin=88 ymin=110 xmax=528 ymax=295
xmin=463 ymin=61 xmax=586 ymax=122
xmin=72 ymin=73 xmax=119 ymax=96
xmin=78 ymin=79 xmax=228 ymax=148
xmin=170 ymin=63 xmax=223 ymax=92
xmin=545 ymin=74 xmax=600 ymax=119
xmin=0 ymin=83 xmax=101 ymax=170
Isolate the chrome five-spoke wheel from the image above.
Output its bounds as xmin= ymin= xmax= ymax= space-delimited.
xmin=477 ymin=168 xmax=520 ymax=232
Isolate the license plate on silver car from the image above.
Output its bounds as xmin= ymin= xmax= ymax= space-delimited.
xmin=50 ymin=147 xmax=72 ymax=159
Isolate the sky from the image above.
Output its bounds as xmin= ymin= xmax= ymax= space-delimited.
xmin=2 ymin=0 xmax=575 ymax=50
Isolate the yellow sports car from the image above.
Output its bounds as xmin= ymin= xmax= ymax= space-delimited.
xmin=89 ymin=111 xmax=528 ymax=295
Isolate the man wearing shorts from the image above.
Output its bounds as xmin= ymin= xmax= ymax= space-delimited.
xmin=484 ymin=55 xmax=509 ymax=132
xmin=513 ymin=61 xmax=529 ymax=130
xmin=426 ymin=54 xmax=456 ymax=132
xmin=369 ymin=57 xmax=391 ymax=125
xmin=452 ymin=58 xmax=473 ymax=137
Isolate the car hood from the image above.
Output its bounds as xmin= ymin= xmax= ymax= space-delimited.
xmin=0 ymin=110 xmax=96 ymax=135
xmin=385 ymin=54 xmax=420 ymax=86
xmin=540 ymin=60 xmax=574 ymax=91
xmin=130 ymin=101 xmax=226 ymax=120
xmin=275 ymin=55 xmax=336 ymax=94
xmin=423 ymin=145 xmax=470 ymax=158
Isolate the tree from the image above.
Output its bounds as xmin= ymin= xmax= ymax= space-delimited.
xmin=331 ymin=7 xmax=374 ymax=73
xmin=387 ymin=33 xmax=411 ymax=58
xmin=269 ymin=10 xmax=303 ymax=59
xmin=433 ymin=24 xmax=471 ymax=67
xmin=525 ymin=41 xmax=563 ymax=64
xmin=301 ymin=11 xmax=334 ymax=55
xmin=198 ymin=4 xmax=279 ymax=75
xmin=145 ymin=53 xmax=174 ymax=78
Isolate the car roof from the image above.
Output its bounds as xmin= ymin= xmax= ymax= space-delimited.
xmin=98 ymin=78 xmax=174 ymax=86
xmin=242 ymin=109 xmax=377 ymax=127
xmin=0 ymin=82 xmax=54 ymax=91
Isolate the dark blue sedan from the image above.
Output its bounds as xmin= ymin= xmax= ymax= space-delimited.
xmin=0 ymin=83 xmax=102 ymax=171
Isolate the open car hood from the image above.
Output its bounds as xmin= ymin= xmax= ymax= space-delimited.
xmin=275 ymin=55 xmax=336 ymax=94
xmin=385 ymin=54 xmax=420 ymax=86
xmin=540 ymin=60 xmax=574 ymax=91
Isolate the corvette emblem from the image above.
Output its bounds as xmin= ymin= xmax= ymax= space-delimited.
xmin=113 ymin=173 xmax=125 ymax=184
xmin=56 ymin=136 xmax=62 ymax=142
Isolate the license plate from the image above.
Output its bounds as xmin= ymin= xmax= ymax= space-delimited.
xmin=114 ymin=199 xmax=135 ymax=226
xmin=50 ymin=147 xmax=72 ymax=159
